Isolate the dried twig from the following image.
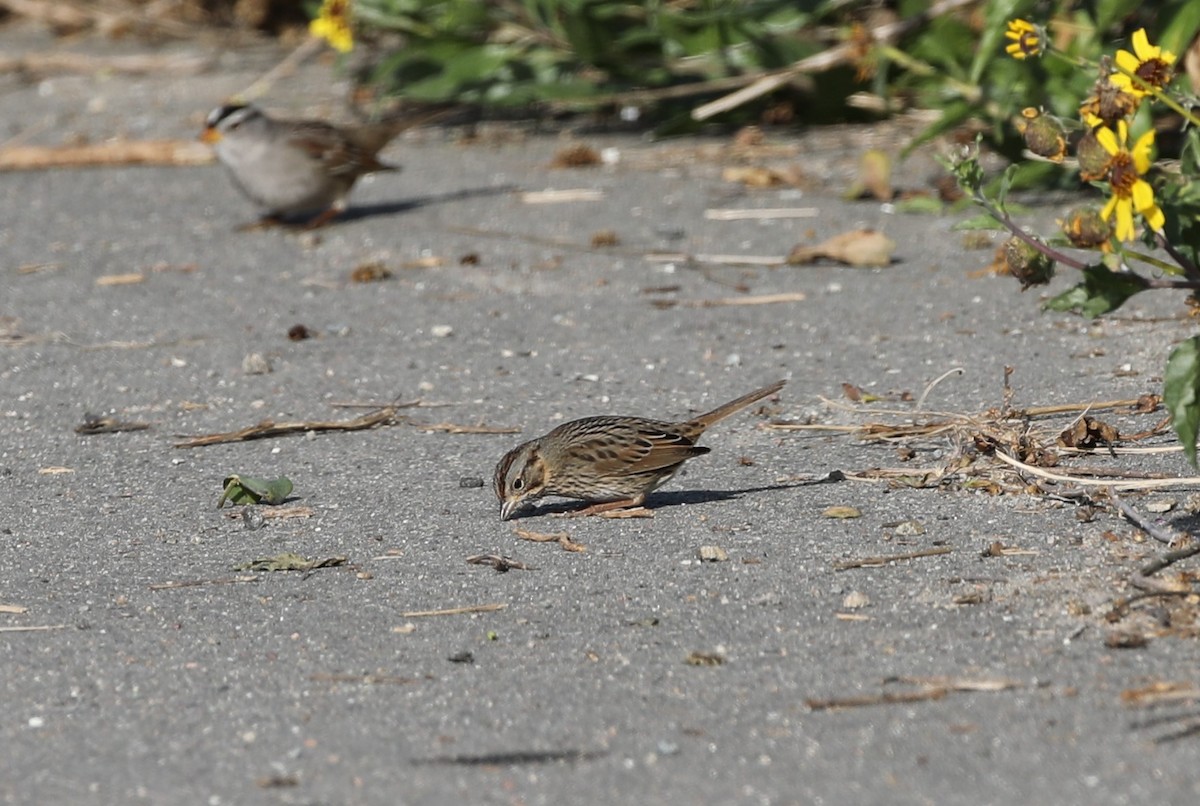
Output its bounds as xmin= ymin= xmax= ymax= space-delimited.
xmin=0 ymin=624 xmax=68 ymax=633
xmin=222 ymin=506 xmax=315 ymax=521
xmin=807 ymin=688 xmax=950 ymax=710
xmin=309 ymin=672 xmax=422 ymax=686
xmin=692 ymin=0 xmax=977 ymax=120
xmin=1108 ymin=489 xmax=1181 ymax=546
xmin=645 ymin=252 xmax=787 ymax=266
xmin=834 ymin=546 xmax=952 ymax=570
xmin=515 ymin=528 xmax=588 ymax=551
xmin=519 ymin=189 xmax=606 ymax=203
xmin=0 ymin=141 xmax=213 ymax=171
xmin=174 ymin=406 xmax=404 ymax=447
xmin=704 ymin=207 xmax=819 ymax=220
xmin=75 ymin=414 xmax=151 ymax=435
xmin=466 ymin=554 xmax=532 ymax=571
xmin=401 ymin=603 xmax=508 ymax=618
xmin=0 ymin=51 xmax=211 ymax=76
xmin=994 ymin=451 xmax=1200 ymax=490
xmin=807 ymin=675 xmax=1020 ymax=710
xmin=149 ymin=576 xmax=260 ymax=590
xmin=652 ymin=292 xmax=807 ymax=309
xmin=414 ymin=422 xmax=521 ymax=434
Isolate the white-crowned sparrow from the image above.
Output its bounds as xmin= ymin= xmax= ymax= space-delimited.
xmin=201 ymin=103 xmax=402 ymax=230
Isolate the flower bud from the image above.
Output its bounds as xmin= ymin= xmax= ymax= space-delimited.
xmin=1004 ymin=236 xmax=1055 ymax=289
xmin=1075 ymin=128 xmax=1112 ymax=182
xmin=1019 ymin=108 xmax=1065 ymax=162
xmin=1060 ymin=207 xmax=1112 ymax=249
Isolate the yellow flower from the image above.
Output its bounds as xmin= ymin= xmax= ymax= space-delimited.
xmin=1005 ymin=19 xmax=1043 ymax=60
xmin=310 ymin=0 xmax=353 ymax=53
xmin=1095 ymin=121 xmax=1163 ymax=242
xmin=1110 ymin=28 xmax=1175 ymax=97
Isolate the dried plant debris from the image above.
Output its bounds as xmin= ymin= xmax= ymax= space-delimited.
xmin=466 ymin=554 xmax=532 ymax=572
xmin=822 ymin=505 xmax=862 ymax=519
xmin=177 ymin=406 xmax=408 ymax=447
xmin=75 ymin=413 xmax=151 ymax=435
xmin=550 ymin=143 xmax=601 ymax=168
xmin=807 ymin=676 xmax=1021 ymax=711
xmin=844 ymin=149 xmax=893 ymax=201
xmin=650 ymin=291 xmax=807 ymax=310
xmin=350 ymin=261 xmax=393 ymax=283
xmin=401 ymin=603 xmax=507 ymax=618
xmin=721 ymin=165 xmax=808 ymax=188
xmin=684 ymin=650 xmax=726 ymax=667
xmin=786 ymin=229 xmax=896 ymax=267
xmin=765 ymin=389 xmax=1187 ymax=497
xmin=590 ymin=229 xmax=620 ymax=247
xmin=415 ymin=421 xmax=520 ymax=434
xmin=217 ymin=475 xmax=293 ymax=507
xmin=234 ymin=553 xmax=347 ymax=573
xmin=1058 ymin=416 xmax=1119 ymax=450
xmin=834 ymin=546 xmax=952 ymax=571
xmin=515 ymin=528 xmax=587 ymax=552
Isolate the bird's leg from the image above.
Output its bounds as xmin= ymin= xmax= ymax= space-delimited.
xmin=301 ymin=206 xmax=342 ymax=230
xmin=237 ymin=214 xmax=284 ymax=232
xmin=564 ymin=495 xmax=650 ymax=518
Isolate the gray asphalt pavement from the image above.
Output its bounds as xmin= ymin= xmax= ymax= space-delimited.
xmin=3 ymin=20 xmax=1199 ymax=806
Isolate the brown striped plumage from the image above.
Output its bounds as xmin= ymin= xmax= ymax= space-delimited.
xmin=493 ymin=380 xmax=785 ymax=520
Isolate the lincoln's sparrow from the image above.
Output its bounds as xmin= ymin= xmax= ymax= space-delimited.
xmin=493 ymin=380 xmax=785 ymax=520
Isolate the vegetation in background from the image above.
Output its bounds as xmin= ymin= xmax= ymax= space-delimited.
xmin=311 ymin=0 xmax=1200 ymax=464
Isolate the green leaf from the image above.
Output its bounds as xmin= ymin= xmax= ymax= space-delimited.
xmin=1159 ymin=3 xmax=1200 ymax=58
xmin=1043 ymin=265 xmax=1146 ymax=318
xmin=952 ymin=214 xmax=1006 ymax=231
xmin=1164 ymin=336 xmax=1200 ymax=467
xmin=218 ymin=475 xmax=293 ymax=508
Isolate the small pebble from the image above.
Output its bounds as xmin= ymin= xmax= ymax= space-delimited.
xmin=241 ymin=353 xmax=272 ymax=375
xmin=459 ymin=476 xmax=484 ymax=488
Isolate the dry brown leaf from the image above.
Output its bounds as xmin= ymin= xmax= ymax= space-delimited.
xmin=845 ymin=149 xmax=893 ymax=201
xmin=722 ymin=165 xmax=786 ymax=188
xmin=787 ymin=229 xmax=895 ymax=267
xmin=350 ymin=261 xmax=393 ymax=283
xmin=822 ymin=505 xmax=862 ymax=519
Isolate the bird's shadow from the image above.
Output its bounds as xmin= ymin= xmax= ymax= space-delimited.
xmin=339 ymin=183 xmax=520 ymax=224
xmin=510 ymin=473 xmax=843 ymax=520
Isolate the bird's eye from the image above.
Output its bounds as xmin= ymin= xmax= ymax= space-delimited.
xmin=513 ymin=479 xmax=524 ymax=490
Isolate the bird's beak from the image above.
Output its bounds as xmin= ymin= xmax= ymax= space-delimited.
xmin=500 ymin=498 xmax=526 ymax=521
xmin=200 ymin=126 xmax=221 ymax=145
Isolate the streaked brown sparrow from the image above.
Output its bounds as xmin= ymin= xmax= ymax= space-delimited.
xmin=494 ymin=380 xmax=785 ymax=520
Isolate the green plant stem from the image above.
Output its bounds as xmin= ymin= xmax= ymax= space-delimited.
xmin=878 ymin=45 xmax=980 ymax=103
xmin=973 ymin=191 xmax=1087 ymax=270
xmin=1114 ymin=64 xmax=1200 ymax=129
xmin=1155 ymin=232 xmax=1200 ymax=284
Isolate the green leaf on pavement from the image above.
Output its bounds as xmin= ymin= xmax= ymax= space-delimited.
xmin=218 ymin=475 xmax=293 ymax=508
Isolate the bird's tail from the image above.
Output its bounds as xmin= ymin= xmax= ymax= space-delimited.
xmin=691 ymin=379 xmax=786 ymax=429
